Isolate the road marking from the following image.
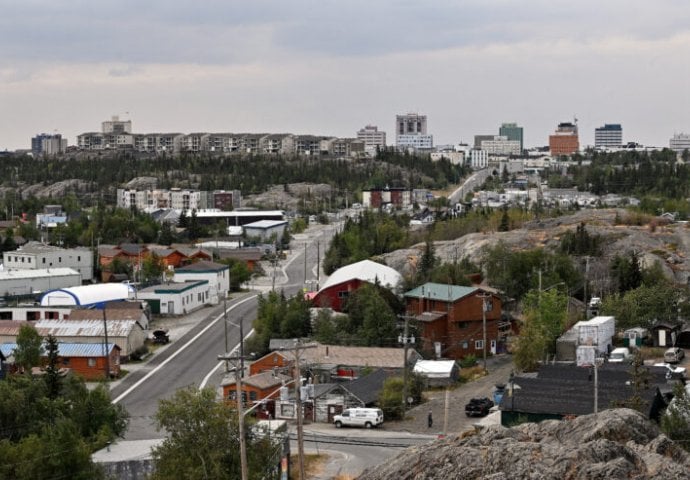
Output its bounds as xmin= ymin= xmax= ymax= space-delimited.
xmin=199 ymin=328 xmax=255 ymax=389
xmin=113 ymin=294 xmax=258 ymax=404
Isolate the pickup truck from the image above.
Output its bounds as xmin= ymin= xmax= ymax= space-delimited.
xmin=465 ymin=397 xmax=494 ymax=417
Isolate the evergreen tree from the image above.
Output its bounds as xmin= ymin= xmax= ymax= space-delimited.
xmin=44 ymin=335 xmax=61 ymax=399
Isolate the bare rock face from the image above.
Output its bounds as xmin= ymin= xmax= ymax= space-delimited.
xmin=358 ymin=409 xmax=690 ymax=480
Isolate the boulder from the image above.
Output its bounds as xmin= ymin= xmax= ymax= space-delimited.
xmin=358 ymin=409 xmax=690 ymax=480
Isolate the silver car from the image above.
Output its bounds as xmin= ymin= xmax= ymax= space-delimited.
xmin=664 ymin=347 xmax=685 ymax=364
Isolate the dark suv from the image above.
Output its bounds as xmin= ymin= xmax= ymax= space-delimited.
xmin=465 ymin=397 xmax=494 ymax=417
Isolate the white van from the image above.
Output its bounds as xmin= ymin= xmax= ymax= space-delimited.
xmin=333 ymin=408 xmax=384 ymax=429
xmin=609 ymin=347 xmax=631 ymax=363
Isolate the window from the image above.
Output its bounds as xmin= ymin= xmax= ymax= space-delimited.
xmin=337 ymin=291 xmax=349 ymax=299
xmin=484 ymin=300 xmax=493 ymax=312
xmin=43 ymin=258 xmax=46 ymax=264
xmin=21 ymin=257 xmax=24 ymax=263
xmin=249 ymin=391 xmax=257 ymax=401
xmin=58 ymin=257 xmax=62 ymax=262
xmin=462 ymin=341 xmax=469 ymax=349
xmin=475 ymin=340 xmax=484 ymax=350
xmin=62 ymin=358 xmax=70 ymax=366
xmin=77 ymin=256 xmax=81 ymax=261
xmin=88 ymin=358 xmax=96 ymax=367
xmin=456 ymin=322 xmax=469 ymax=329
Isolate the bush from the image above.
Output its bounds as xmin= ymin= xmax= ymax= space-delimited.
xmin=129 ymin=345 xmax=149 ymax=362
xmin=460 ymin=355 xmax=477 ymax=368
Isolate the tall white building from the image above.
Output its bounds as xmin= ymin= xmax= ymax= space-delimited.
xmin=480 ymin=136 xmax=521 ymax=156
xmin=670 ymin=133 xmax=690 ymax=153
xmin=595 ymin=124 xmax=623 ymax=148
xmin=102 ymin=115 xmax=132 ymax=134
xmin=470 ymin=149 xmax=489 ymax=169
xmin=396 ymin=113 xmax=433 ymax=150
xmin=356 ymin=125 xmax=386 ymax=155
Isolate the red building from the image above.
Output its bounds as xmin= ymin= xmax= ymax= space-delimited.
xmin=221 ymin=371 xmax=292 ymax=410
xmin=404 ymin=283 xmax=504 ymax=360
xmin=549 ymin=122 xmax=579 ymax=156
xmin=311 ymin=260 xmax=402 ymax=312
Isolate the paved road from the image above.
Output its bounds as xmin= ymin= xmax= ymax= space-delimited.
xmin=448 ymin=168 xmax=492 ymax=205
xmin=110 ymin=221 xmax=341 ymax=440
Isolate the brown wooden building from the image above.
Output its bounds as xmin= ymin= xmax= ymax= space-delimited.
xmin=221 ymin=371 xmax=292 ymax=409
xmin=403 ymin=282 xmax=503 ymax=360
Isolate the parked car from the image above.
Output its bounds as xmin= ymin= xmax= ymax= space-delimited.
xmin=589 ymin=297 xmax=602 ymax=308
xmin=609 ymin=347 xmax=631 ymax=363
xmin=333 ymin=408 xmax=384 ymax=429
xmin=664 ymin=347 xmax=685 ymax=364
xmin=653 ymin=363 xmax=687 ymax=380
xmin=465 ymin=397 xmax=494 ymax=417
xmin=152 ymin=329 xmax=170 ymax=344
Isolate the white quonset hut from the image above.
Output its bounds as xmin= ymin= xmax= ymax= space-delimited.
xmin=137 ymin=280 xmax=210 ymax=315
xmin=312 ymin=259 xmax=403 ymax=312
xmin=0 ymin=268 xmax=82 ymax=298
xmin=173 ymin=260 xmax=229 ymax=300
xmin=40 ymin=283 xmax=135 ymax=308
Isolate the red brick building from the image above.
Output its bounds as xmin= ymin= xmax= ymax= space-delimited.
xmin=549 ymin=122 xmax=579 ymax=156
xmin=404 ymin=283 xmax=503 ymax=360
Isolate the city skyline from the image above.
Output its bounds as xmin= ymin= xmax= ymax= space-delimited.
xmin=2 ymin=1 xmax=690 ymax=151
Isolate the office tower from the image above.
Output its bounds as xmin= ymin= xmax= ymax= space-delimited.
xmin=594 ymin=124 xmax=623 ymax=148
xmin=499 ymin=123 xmax=524 ymax=152
xmin=396 ymin=113 xmax=433 ymax=149
xmin=549 ymin=122 xmax=579 ymax=156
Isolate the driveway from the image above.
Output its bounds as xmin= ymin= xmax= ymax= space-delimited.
xmin=388 ymin=354 xmax=514 ymax=435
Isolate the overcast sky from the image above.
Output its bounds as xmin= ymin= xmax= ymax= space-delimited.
xmin=2 ymin=0 xmax=689 ymax=151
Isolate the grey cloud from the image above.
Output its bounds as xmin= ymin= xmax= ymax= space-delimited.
xmin=0 ymin=0 xmax=689 ymax=65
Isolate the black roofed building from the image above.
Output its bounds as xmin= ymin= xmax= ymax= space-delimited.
xmin=499 ymin=363 xmax=669 ymax=426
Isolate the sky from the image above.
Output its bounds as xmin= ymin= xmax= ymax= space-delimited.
xmin=1 ymin=0 xmax=690 ymax=151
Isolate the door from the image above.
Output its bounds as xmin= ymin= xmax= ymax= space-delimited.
xmin=328 ymin=405 xmax=343 ymax=423
xmin=659 ymin=329 xmax=667 ymax=347
xmin=490 ymin=340 xmax=497 ymax=355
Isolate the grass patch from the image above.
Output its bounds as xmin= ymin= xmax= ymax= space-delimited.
xmin=289 ymin=453 xmax=328 ymax=480
xmin=638 ymin=347 xmax=666 ymax=361
xmin=459 ymin=365 xmax=487 ymax=382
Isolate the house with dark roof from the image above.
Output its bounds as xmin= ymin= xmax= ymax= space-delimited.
xmin=403 ymin=282 xmax=504 ymax=360
xmin=499 ymin=363 xmax=669 ymax=426
xmin=275 ymin=369 xmax=393 ymax=422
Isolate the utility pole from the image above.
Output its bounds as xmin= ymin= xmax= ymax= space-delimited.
xmin=304 ymin=242 xmax=307 ymax=286
xmin=279 ymin=340 xmax=317 ymax=480
xmin=223 ymin=296 xmax=228 ymax=372
xmin=477 ymin=292 xmax=492 ymax=372
xmin=217 ymin=351 xmax=252 ymax=480
xmin=443 ymin=387 xmax=450 ymax=436
xmin=102 ymin=308 xmax=110 ymax=380
xmin=398 ymin=315 xmax=414 ymax=419
xmin=316 ymin=242 xmax=320 ymax=290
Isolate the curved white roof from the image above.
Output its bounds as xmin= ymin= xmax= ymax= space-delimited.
xmin=40 ymin=283 xmax=135 ymax=307
xmin=319 ymin=260 xmax=402 ymax=292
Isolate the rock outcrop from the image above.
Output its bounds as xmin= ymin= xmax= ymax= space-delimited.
xmin=382 ymin=209 xmax=690 ymax=284
xmin=358 ymin=409 xmax=690 ymax=480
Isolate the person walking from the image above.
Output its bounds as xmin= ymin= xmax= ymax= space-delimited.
xmin=428 ymin=410 xmax=433 ymax=428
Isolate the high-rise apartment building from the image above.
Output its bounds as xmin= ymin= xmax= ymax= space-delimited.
xmin=670 ymin=133 xmax=690 ymax=153
xmin=31 ymin=133 xmax=67 ymax=156
xmin=499 ymin=123 xmax=524 ymax=152
xmin=102 ymin=115 xmax=132 ymax=134
xmin=480 ymin=136 xmax=521 ymax=156
xmin=549 ymin=122 xmax=579 ymax=156
xmin=356 ymin=125 xmax=386 ymax=150
xmin=595 ymin=124 xmax=623 ymax=148
xmin=396 ymin=113 xmax=433 ymax=150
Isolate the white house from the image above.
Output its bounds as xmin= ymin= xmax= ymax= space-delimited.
xmin=173 ymin=260 xmax=230 ymax=299
xmin=137 ymin=280 xmax=211 ymax=315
